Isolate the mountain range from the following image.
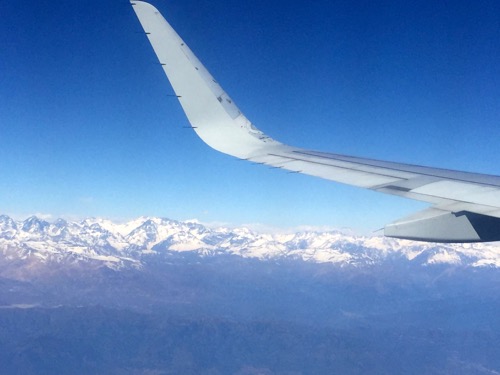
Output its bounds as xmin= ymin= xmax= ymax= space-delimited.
xmin=1 ymin=215 xmax=500 ymax=277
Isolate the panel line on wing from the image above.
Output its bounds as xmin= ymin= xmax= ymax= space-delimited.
xmin=268 ymin=153 xmax=409 ymax=182
xmin=293 ymin=150 xmax=500 ymax=188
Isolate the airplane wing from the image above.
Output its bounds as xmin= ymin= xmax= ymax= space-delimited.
xmin=130 ymin=1 xmax=500 ymax=243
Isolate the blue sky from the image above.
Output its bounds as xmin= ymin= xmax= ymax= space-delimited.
xmin=1 ymin=0 xmax=499 ymax=233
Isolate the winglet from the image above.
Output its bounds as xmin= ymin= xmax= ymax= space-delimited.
xmin=131 ymin=1 xmax=281 ymax=159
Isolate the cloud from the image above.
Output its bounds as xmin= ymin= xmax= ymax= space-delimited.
xmin=190 ymin=220 xmax=357 ymax=235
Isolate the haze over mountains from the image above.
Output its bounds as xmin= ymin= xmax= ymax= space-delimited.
xmin=1 ymin=215 xmax=500 ymax=374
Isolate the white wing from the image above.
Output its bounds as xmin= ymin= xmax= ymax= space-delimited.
xmin=130 ymin=1 xmax=500 ymax=243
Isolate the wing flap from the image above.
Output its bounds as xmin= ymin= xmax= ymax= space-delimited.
xmin=385 ymin=208 xmax=500 ymax=242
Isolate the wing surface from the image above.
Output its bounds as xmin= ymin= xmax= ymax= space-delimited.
xmin=131 ymin=1 xmax=500 ymax=242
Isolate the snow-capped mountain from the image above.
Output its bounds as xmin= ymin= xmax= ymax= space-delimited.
xmin=1 ymin=215 xmax=500 ymax=272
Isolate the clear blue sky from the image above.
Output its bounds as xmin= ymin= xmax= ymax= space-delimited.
xmin=1 ymin=0 xmax=499 ymax=232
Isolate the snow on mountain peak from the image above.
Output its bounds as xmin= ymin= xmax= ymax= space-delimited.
xmin=0 ymin=215 xmax=500 ymax=271
xmin=21 ymin=216 xmax=50 ymax=234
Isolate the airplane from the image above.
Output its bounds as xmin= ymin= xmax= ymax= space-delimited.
xmin=130 ymin=1 xmax=500 ymax=243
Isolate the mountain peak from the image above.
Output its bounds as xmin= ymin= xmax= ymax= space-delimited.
xmin=21 ymin=216 xmax=50 ymax=233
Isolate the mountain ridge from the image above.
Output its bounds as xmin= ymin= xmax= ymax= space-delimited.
xmin=1 ymin=215 xmax=500 ymax=274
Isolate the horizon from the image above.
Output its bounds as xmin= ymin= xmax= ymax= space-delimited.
xmin=0 ymin=212 xmax=374 ymax=237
